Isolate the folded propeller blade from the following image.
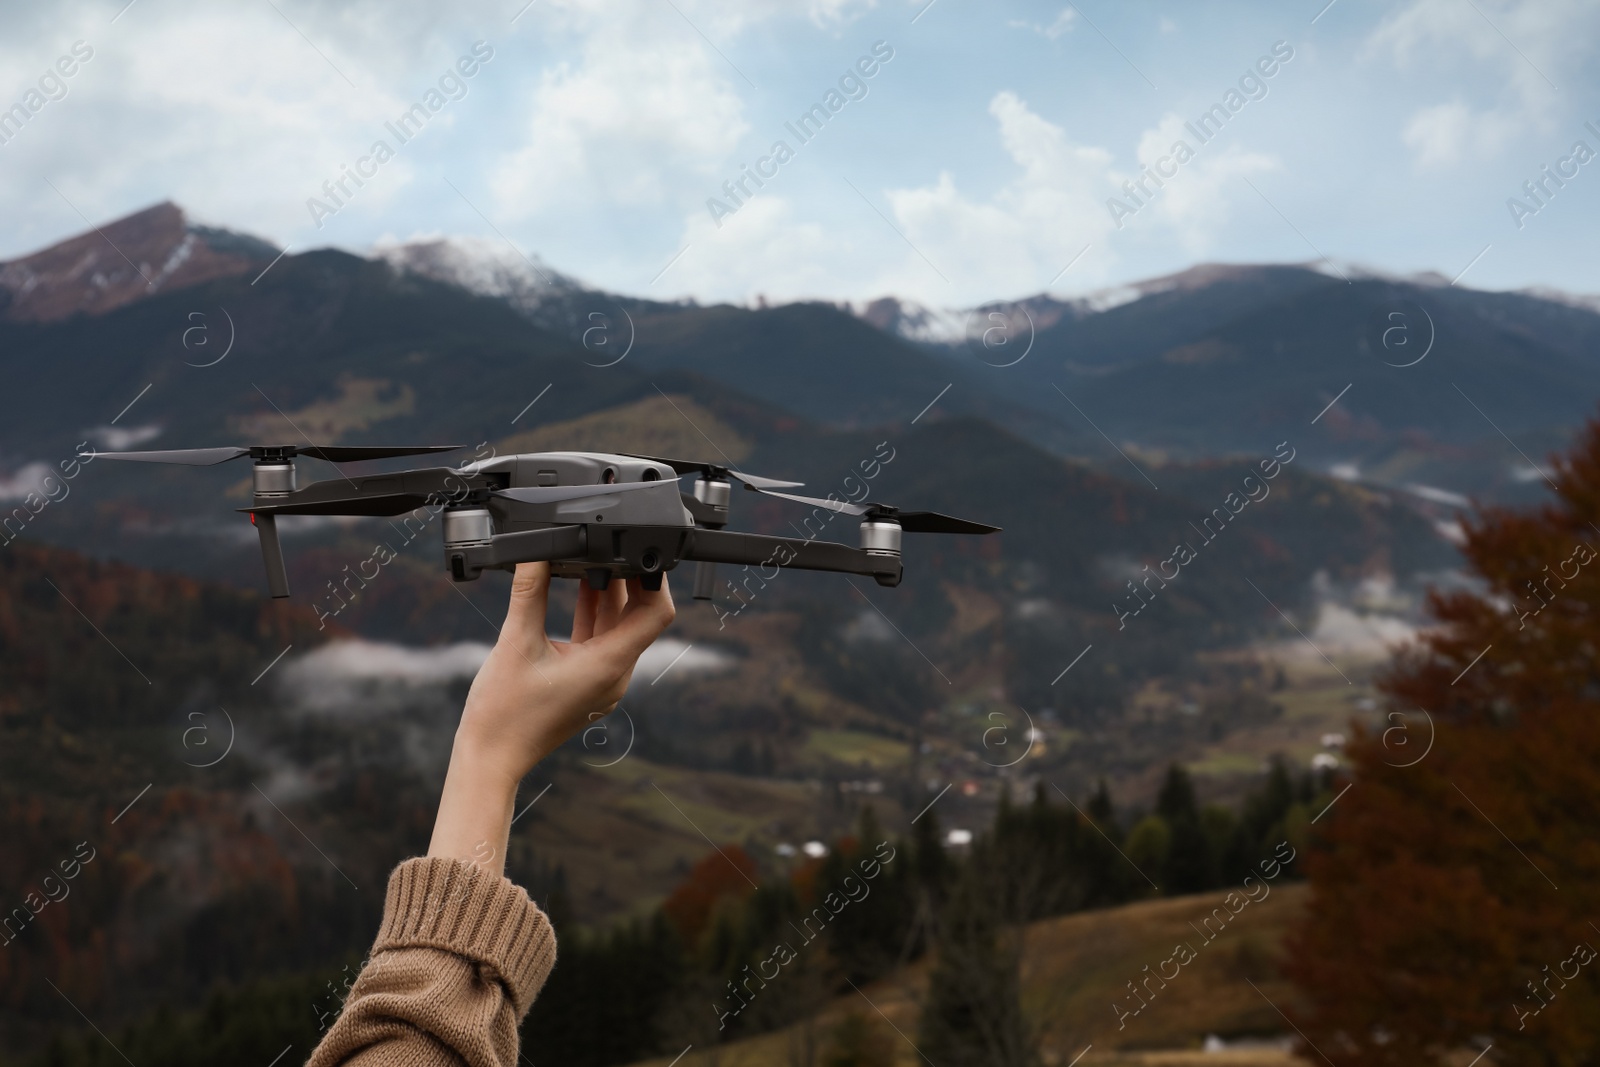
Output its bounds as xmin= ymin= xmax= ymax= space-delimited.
xmin=295 ymin=445 xmax=461 ymax=462
xmin=84 ymin=444 xmax=459 ymax=465
xmin=84 ymin=446 xmax=251 ymax=465
xmin=751 ymin=488 xmax=872 ymax=516
xmin=619 ymin=452 xmax=803 ymax=489
xmin=730 ymin=470 xmax=805 ymax=489
xmin=749 ymin=488 xmax=1000 ymax=534
xmin=894 ymin=511 xmax=1002 ymax=535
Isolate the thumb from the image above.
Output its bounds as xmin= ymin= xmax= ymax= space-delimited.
xmin=501 ymin=562 xmax=551 ymax=648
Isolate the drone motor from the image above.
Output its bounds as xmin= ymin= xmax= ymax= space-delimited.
xmin=253 ymin=460 xmax=296 ymax=497
xmin=442 ymin=507 xmax=495 ymax=548
xmin=859 ymin=520 xmax=903 ymax=558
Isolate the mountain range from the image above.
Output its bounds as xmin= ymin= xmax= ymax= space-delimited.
xmin=6 ymin=201 xmax=1590 ymax=504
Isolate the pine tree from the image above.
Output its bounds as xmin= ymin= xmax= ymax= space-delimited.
xmin=1087 ymin=778 xmax=1115 ymax=824
xmin=909 ymin=805 xmax=950 ymax=903
xmin=1156 ymin=764 xmax=1214 ymax=892
xmin=826 ymin=808 xmax=914 ymax=983
xmin=1079 ymin=779 xmax=1133 ymax=905
xmin=916 ymin=862 xmax=1036 ymax=1067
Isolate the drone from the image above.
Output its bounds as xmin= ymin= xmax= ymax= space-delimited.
xmin=87 ymin=444 xmax=1000 ymax=600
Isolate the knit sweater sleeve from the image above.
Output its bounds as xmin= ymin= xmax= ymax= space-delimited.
xmin=307 ymin=856 xmax=558 ymax=1067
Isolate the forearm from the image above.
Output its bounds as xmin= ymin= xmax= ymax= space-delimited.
xmin=426 ymin=735 xmax=521 ymax=880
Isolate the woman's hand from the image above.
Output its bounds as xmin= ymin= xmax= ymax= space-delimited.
xmin=427 ymin=564 xmax=675 ymax=876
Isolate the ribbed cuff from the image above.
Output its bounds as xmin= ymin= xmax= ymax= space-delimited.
xmin=374 ymin=856 xmax=558 ymax=1017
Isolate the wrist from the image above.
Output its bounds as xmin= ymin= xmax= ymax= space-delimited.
xmin=449 ymin=723 xmax=539 ymax=790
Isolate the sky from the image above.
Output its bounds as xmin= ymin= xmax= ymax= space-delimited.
xmin=0 ymin=0 xmax=1597 ymax=308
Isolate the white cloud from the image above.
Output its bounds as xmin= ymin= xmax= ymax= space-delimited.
xmin=668 ymin=195 xmax=843 ymax=302
xmin=1367 ymin=0 xmax=1595 ymax=168
xmin=1405 ymin=483 xmax=1471 ymax=508
xmin=845 ymin=609 xmax=897 ymax=643
xmin=1126 ymin=113 xmax=1279 ymax=254
xmin=630 ymin=638 xmax=736 ymax=685
xmin=0 ymin=4 xmax=425 ymax=248
xmin=536 ymin=0 xmax=876 ymax=35
xmin=1309 ymin=602 xmax=1417 ymax=657
xmin=0 ymin=0 xmax=815 ymax=254
xmin=84 ymin=424 xmax=162 ymax=451
xmin=0 ymin=462 xmax=55 ymax=501
xmin=868 ymin=94 xmax=1281 ymax=299
xmin=798 ymin=0 xmax=879 ymax=27
xmin=278 ymin=639 xmax=490 ymax=713
xmin=1401 ymin=101 xmax=1474 ymax=168
xmin=876 ymin=91 xmax=1118 ymax=298
xmin=490 ymin=21 xmax=748 ymax=220
xmin=1400 ymin=100 xmax=1523 ymax=170
xmin=1367 ymin=0 xmax=1583 ymax=96
xmin=1008 ymin=8 xmax=1076 ymax=40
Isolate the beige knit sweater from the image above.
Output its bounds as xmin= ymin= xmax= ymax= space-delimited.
xmin=307 ymin=856 xmax=557 ymax=1067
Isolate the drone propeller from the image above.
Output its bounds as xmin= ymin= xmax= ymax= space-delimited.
xmin=492 ymin=482 xmax=661 ymax=505
xmin=85 ymin=446 xmax=250 ymax=465
xmin=749 ymin=487 xmax=1001 ymax=535
xmin=84 ymin=444 xmax=461 ymax=465
xmin=618 ymin=452 xmax=802 ymax=490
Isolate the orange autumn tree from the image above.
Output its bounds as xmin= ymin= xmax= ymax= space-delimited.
xmin=1284 ymin=419 xmax=1600 ymax=1065
xmin=661 ymin=845 xmax=759 ymax=949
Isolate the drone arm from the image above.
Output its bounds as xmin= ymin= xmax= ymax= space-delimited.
xmin=681 ymin=529 xmax=901 ymax=587
xmin=245 ymin=468 xmax=495 ymax=517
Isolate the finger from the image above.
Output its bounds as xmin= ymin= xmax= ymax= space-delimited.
xmin=593 ymin=573 xmax=628 ymax=636
xmin=597 ymin=574 xmax=676 ymax=660
xmin=572 ymin=580 xmax=599 ymax=643
xmin=501 ymin=562 xmax=552 ymax=652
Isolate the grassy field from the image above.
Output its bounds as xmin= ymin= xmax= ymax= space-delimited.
xmin=1180 ymin=647 xmax=1384 ymax=805
xmin=493 ymin=392 xmax=754 ymax=462
xmin=627 ymin=884 xmax=1312 ymax=1067
xmin=518 ymin=756 xmax=831 ymax=921
xmin=801 ymin=728 xmax=911 ymax=770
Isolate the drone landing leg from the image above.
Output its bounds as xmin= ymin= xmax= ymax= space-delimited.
xmin=585 ymin=568 xmax=611 ymax=591
xmin=253 ymin=512 xmax=291 ymax=599
xmin=640 ymin=571 xmax=663 ymax=592
xmin=692 ymin=561 xmax=717 ymax=601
